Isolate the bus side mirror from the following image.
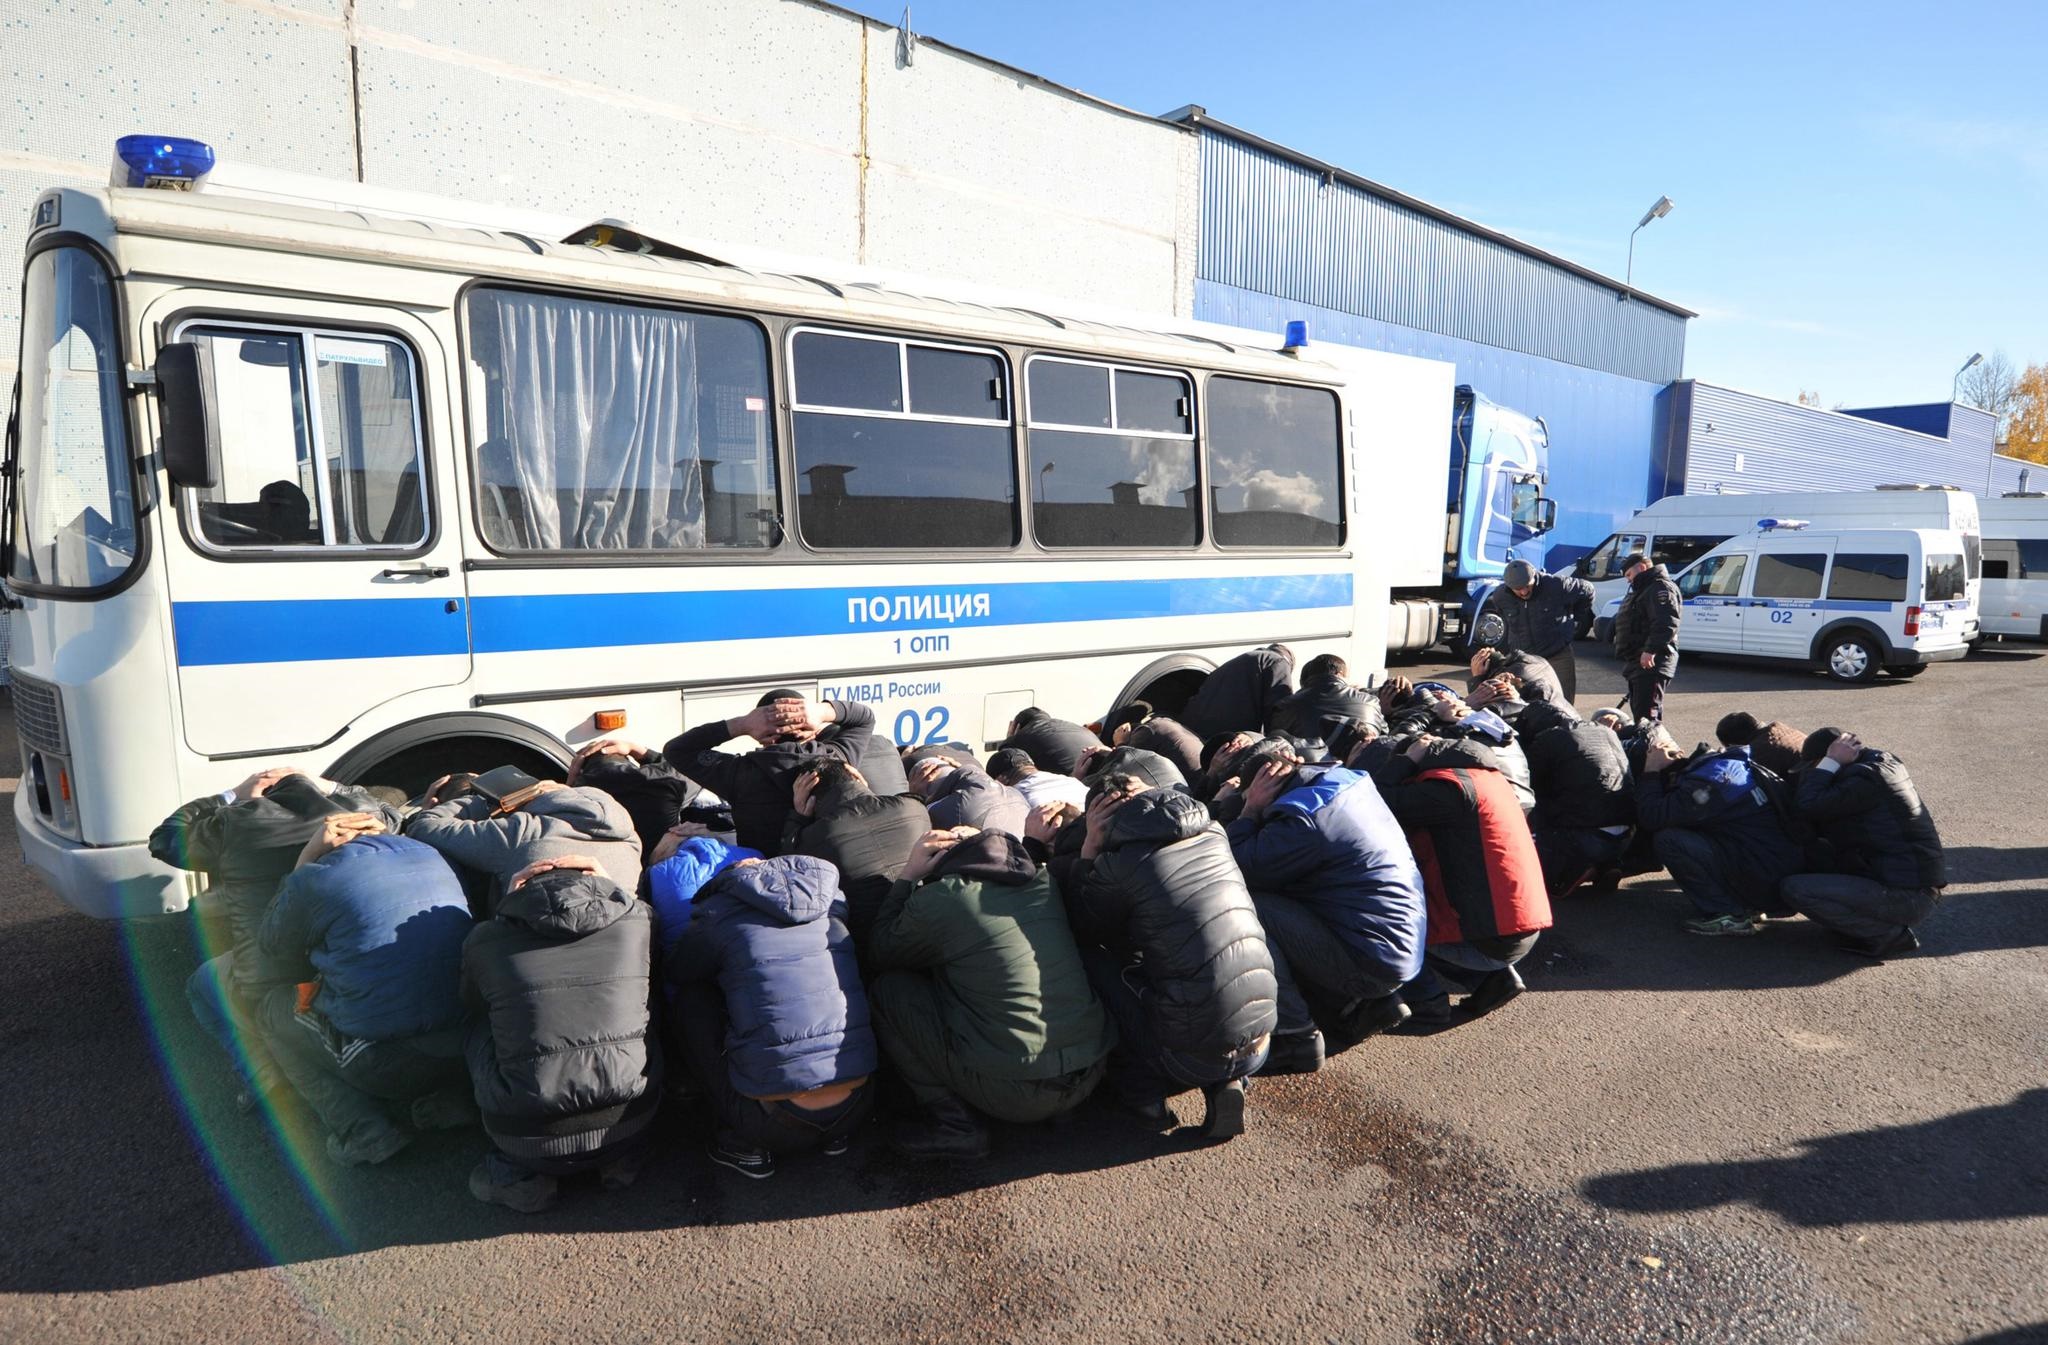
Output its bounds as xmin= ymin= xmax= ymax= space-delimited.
xmin=154 ymin=341 xmax=219 ymax=490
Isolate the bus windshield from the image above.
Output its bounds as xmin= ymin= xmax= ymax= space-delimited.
xmin=9 ymin=247 xmax=137 ymax=592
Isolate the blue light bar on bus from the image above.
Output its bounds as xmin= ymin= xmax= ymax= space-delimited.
xmin=1757 ymin=517 xmax=1810 ymax=531
xmin=114 ymin=135 xmax=216 ymax=190
xmin=1283 ymin=320 xmax=1310 ymax=352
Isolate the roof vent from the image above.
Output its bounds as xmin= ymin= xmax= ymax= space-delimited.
xmin=562 ymin=219 xmax=732 ymax=268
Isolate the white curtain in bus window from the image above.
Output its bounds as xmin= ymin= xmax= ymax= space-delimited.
xmin=1025 ymin=359 xmax=1198 ymax=549
xmin=1205 ymin=378 xmax=1343 ymax=548
xmin=791 ymin=332 xmax=1017 ymax=549
xmin=466 ymin=289 xmax=776 ymax=551
xmin=187 ymin=328 xmax=426 ymax=549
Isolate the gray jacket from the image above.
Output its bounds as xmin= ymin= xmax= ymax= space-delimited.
xmin=405 ymin=786 xmax=643 ymax=902
xmin=1482 ymin=571 xmax=1595 ymax=658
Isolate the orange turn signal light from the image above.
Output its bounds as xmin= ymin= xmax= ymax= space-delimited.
xmin=594 ymin=709 xmax=628 ymax=732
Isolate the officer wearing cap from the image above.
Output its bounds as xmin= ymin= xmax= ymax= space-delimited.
xmin=1472 ymin=559 xmax=1597 ymax=704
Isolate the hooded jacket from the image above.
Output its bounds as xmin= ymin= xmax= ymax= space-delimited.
xmin=148 ymin=776 xmax=401 ymax=996
xmin=1180 ymin=645 xmax=1295 ymax=742
xmin=783 ymin=777 xmax=929 ymax=939
xmin=1793 ymin=749 xmax=1945 ymax=889
xmin=1520 ymin=705 xmax=1634 ymax=832
xmin=1268 ymin=675 xmax=1387 ymax=749
xmin=1469 ymin=650 xmax=1566 ymax=707
xmin=647 ymin=835 xmax=762 ymax=960
xmin=1480 ymin=572 xmax=1595 ymax=658
xmin=1636 ymin=746 xmax=1804 ymax=884
xmin=405 ymin=785 xmax=643 ymax=906
xmin=665 ymin=855 xmax=876 ymax=1099
xmin=461 ymin=869 xmax=659 ymax=1135
xmin=868 ymin=832 xmax=1113 ymax=1081
xmin=257 ymin=833 xmax=472 ymax=1041
xmin=1613 ymin=564 xmax=1683 ymax=677
xmin=1224 ymin=765 xmax=1427 ymax=987
xmin=572 ymin=752 xmax=705 ymax=856
xmin=1061 ymin=791 xmax=1278 ymax=1059
xmin=919 ymin=763 xmax=1031 ymax=838
xmin=998 ymin=711 xmax=1105 ymax=779
xmin=1371 ymin=747 xmax=1553 ymax=946
xmin=663 ymin=700 xmax=876 ymax=855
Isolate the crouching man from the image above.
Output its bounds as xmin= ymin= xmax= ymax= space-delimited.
xmin=666 ymin=854 xmax=876 ymax=1179
xmin=256 ymin=814 xmax=474 ymax=1166
xmin=1223 ymin=740 xmax=1427 ymax=1070
xmin=462 ymin=856 xmax=661 ymax=1212
xmin=867 ymin=828 xmax=1115 ymax=1160
xmin=1048 ymin=774 xmax=1277 ymax=1140
xmin=1781 ymin=729 xmax=1946 ymax=959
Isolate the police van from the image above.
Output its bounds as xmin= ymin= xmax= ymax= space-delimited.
xmin=1596 ymin=521 xmax=1974 ymax=683
xmin=1979 ymin=493 xmax=2048 ymax=642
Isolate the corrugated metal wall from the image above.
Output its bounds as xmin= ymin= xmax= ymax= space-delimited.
xmin=1197 ymin=281 xmax=1665 ymax=569
xmin=1669 ymin=384 xmax=2003 ymax=495
xmin=1197 ymin=130 xmax=1688 ymax=386
xmin=1989 ymin=453 xmax=2040 ymax=496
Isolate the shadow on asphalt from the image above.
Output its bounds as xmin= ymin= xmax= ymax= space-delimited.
xmin=0 ymin=905 xmax=1177 ymax=1294
xmin=1579 ymin=1087 xmax=2048 ymax=1227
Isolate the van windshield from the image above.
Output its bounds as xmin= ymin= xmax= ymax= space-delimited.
xmin=8 ymin=247 xmax=137 ymax=592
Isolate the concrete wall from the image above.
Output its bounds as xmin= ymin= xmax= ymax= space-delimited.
xmin=0 ymin=0 xmax=1200 ymax=391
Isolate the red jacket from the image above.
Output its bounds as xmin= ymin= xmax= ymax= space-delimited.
xmin=1384 ymin=766 xmax=1552 ymax=946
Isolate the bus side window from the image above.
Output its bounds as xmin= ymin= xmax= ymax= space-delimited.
xmin=1025 ymin=357 xmax=1198 ymax=549
xmin=183 ymin=326 xmax=427 ymax=551
xmin=1206 ymin=376 xmax=1343 ymax=548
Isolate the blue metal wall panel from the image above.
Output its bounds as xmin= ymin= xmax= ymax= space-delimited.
xmin=1198 ymin=281 xmax=1665 ymax=569
xmin=1844 ymin=403 xmax=1952 ymax=437
xmin=1197 ymin=131 xmax=1689 ymax=386
xmin=1673 ymin=384 xmax=1999 ymax=495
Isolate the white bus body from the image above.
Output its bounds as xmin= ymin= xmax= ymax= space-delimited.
xmin=1575 ymin=487 xmax=1983 ymax=629
xmin=7 ymin=154 xmax=1403 ymax=919
xmin=1979 ymin=493 xmax=2048 ymax=641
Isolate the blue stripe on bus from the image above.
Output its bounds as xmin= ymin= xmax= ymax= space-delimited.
xmin=171 ymin=572 xmax=1355 ymax=667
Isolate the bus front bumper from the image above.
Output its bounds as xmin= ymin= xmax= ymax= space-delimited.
xmin=13 ymin=788 xmax=198 ymax=919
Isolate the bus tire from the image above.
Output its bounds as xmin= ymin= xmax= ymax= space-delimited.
xmin=325 ymin=713 xmax=572 ymax=797
xmin=1107 ymin=655 xmax=1215 ymax=723
xmin=1818 ymin=630 xmax=1882 ymax=684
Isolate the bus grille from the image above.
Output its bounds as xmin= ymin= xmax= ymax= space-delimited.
xmin=10 ymin=672 xmax=67 ymax=756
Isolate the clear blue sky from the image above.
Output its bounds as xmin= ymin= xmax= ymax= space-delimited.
xmin=838 ymin=0 xmax=2046 ymax=408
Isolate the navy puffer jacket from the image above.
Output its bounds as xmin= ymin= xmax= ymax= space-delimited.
xmin=664 ymin=856 xmax=876 ymax=1098
xmin=1064 ymin=791 xmax=1277 ymax=1058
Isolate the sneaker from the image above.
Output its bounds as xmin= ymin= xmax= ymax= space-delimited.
xmin=1683 ymin=913 xmax=1762 ymax=937
xmin=821 ymin=1135 xmax=852 ymax=1158
xmin=1200 ymin=1079 xmax=1247 ymax=1141
xmin=469 ymin=1157 xmax=558 ymax=1213
xmin=326 ymin=1126 xmax=411 ymax=1167
xmin=707 ymin=1136 xmax=776 ymax=1180
xmin=1256 ymin=1029 xmax=1325 ymax=1077
xmin=889 ymin=1097 xmax=991 ymax=1161
xmin=1459 ymin=966 xmax=1525 ymax=1019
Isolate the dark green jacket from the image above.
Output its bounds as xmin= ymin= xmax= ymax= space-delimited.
xmin=868 ymin=832 xmax=1113 ymax=1081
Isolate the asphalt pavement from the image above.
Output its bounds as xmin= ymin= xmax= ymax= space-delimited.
xmin=1 ymin=642 xmax=2044 ymax=1343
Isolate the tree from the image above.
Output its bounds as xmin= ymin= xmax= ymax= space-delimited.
xmin=1959 ymin=351 xmax=2020 ymax=438
xmin=2007 ymin=362 xmax=2048 ymax=466
xmin=1796 ymin=389 xmax=1822 ymax=407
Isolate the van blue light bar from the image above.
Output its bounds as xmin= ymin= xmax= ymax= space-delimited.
xmin=1757 ymin=517 xmax=1810 ymax=531
xmin=1283 ymin=320 xmax=1309 ymax=351
xmin=115 ymin=135 xmax=216 ymax=190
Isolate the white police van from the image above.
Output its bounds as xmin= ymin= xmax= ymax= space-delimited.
xmin=1596 ymin=521 xmax=1974 ymax=683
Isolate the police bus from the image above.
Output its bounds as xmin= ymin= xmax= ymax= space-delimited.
xmin=6 ymin=135 xmax=1395 ymax=919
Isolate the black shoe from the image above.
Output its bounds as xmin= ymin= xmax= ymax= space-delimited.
xmin=707 ymin=1135 xmax=775 ymax=1180
xmin=1339 ymin=992 xmax=1413 ymax=1040
xmin=1256 ymin=1029 xmax=1325 ymax=1077
xmin=1201 ymin=1080 xmax=1246 ymax=1140
xmin=1836 ymin=927 xmax=1921 ymax=960
xmin=1120 ymin=1098 xmax=1176 ymax=1132
xmin=1460 ymin=966 xmax=1526 ymax=1019
xmin=890 ymin=1097 xmax=991 ymax=1161
xmin=1401 ymin=991 xmax=1456 ymax=1026
xmin=821 ymin=1134 xmax=852 ymax=1158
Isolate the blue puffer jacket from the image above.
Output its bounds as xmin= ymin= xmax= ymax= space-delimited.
xmin=257 ymin=834 xmax=472 ymax=1041
xmin=664 ymin=855 xmax=876 ymax=1099
xmin=647 ymin=835 xmax=762 ymax=960
xmin=1224 ymin=765 xmax=1427 ymax=986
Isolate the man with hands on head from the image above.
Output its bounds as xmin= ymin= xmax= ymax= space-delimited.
xmin=907 ymin=753 xmax=1030 ymax=839
xmin=256 ymin=810 xmax=475 ymax=1167
xmin=781 ymin=759 xmax=929 ymax=943
xmin=404 ymin=766 xmax=641 ymax=913
xmin=1780 ymin=729 xmax=1946 ymax=959
xmin=652 ymin=691 xmax=876 ymax=855
xmin=1632 ymin=723 xmax=1803 ymax=936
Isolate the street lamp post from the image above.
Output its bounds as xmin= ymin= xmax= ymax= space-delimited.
xmin=1620 ymin=195 xmax=1675 ymax=304
xmin=1954 ymin=351 xmax=1983 ymax=403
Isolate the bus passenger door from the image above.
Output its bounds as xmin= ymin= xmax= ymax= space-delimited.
xmin=147 ymin=298 xmax=473 ymax=758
